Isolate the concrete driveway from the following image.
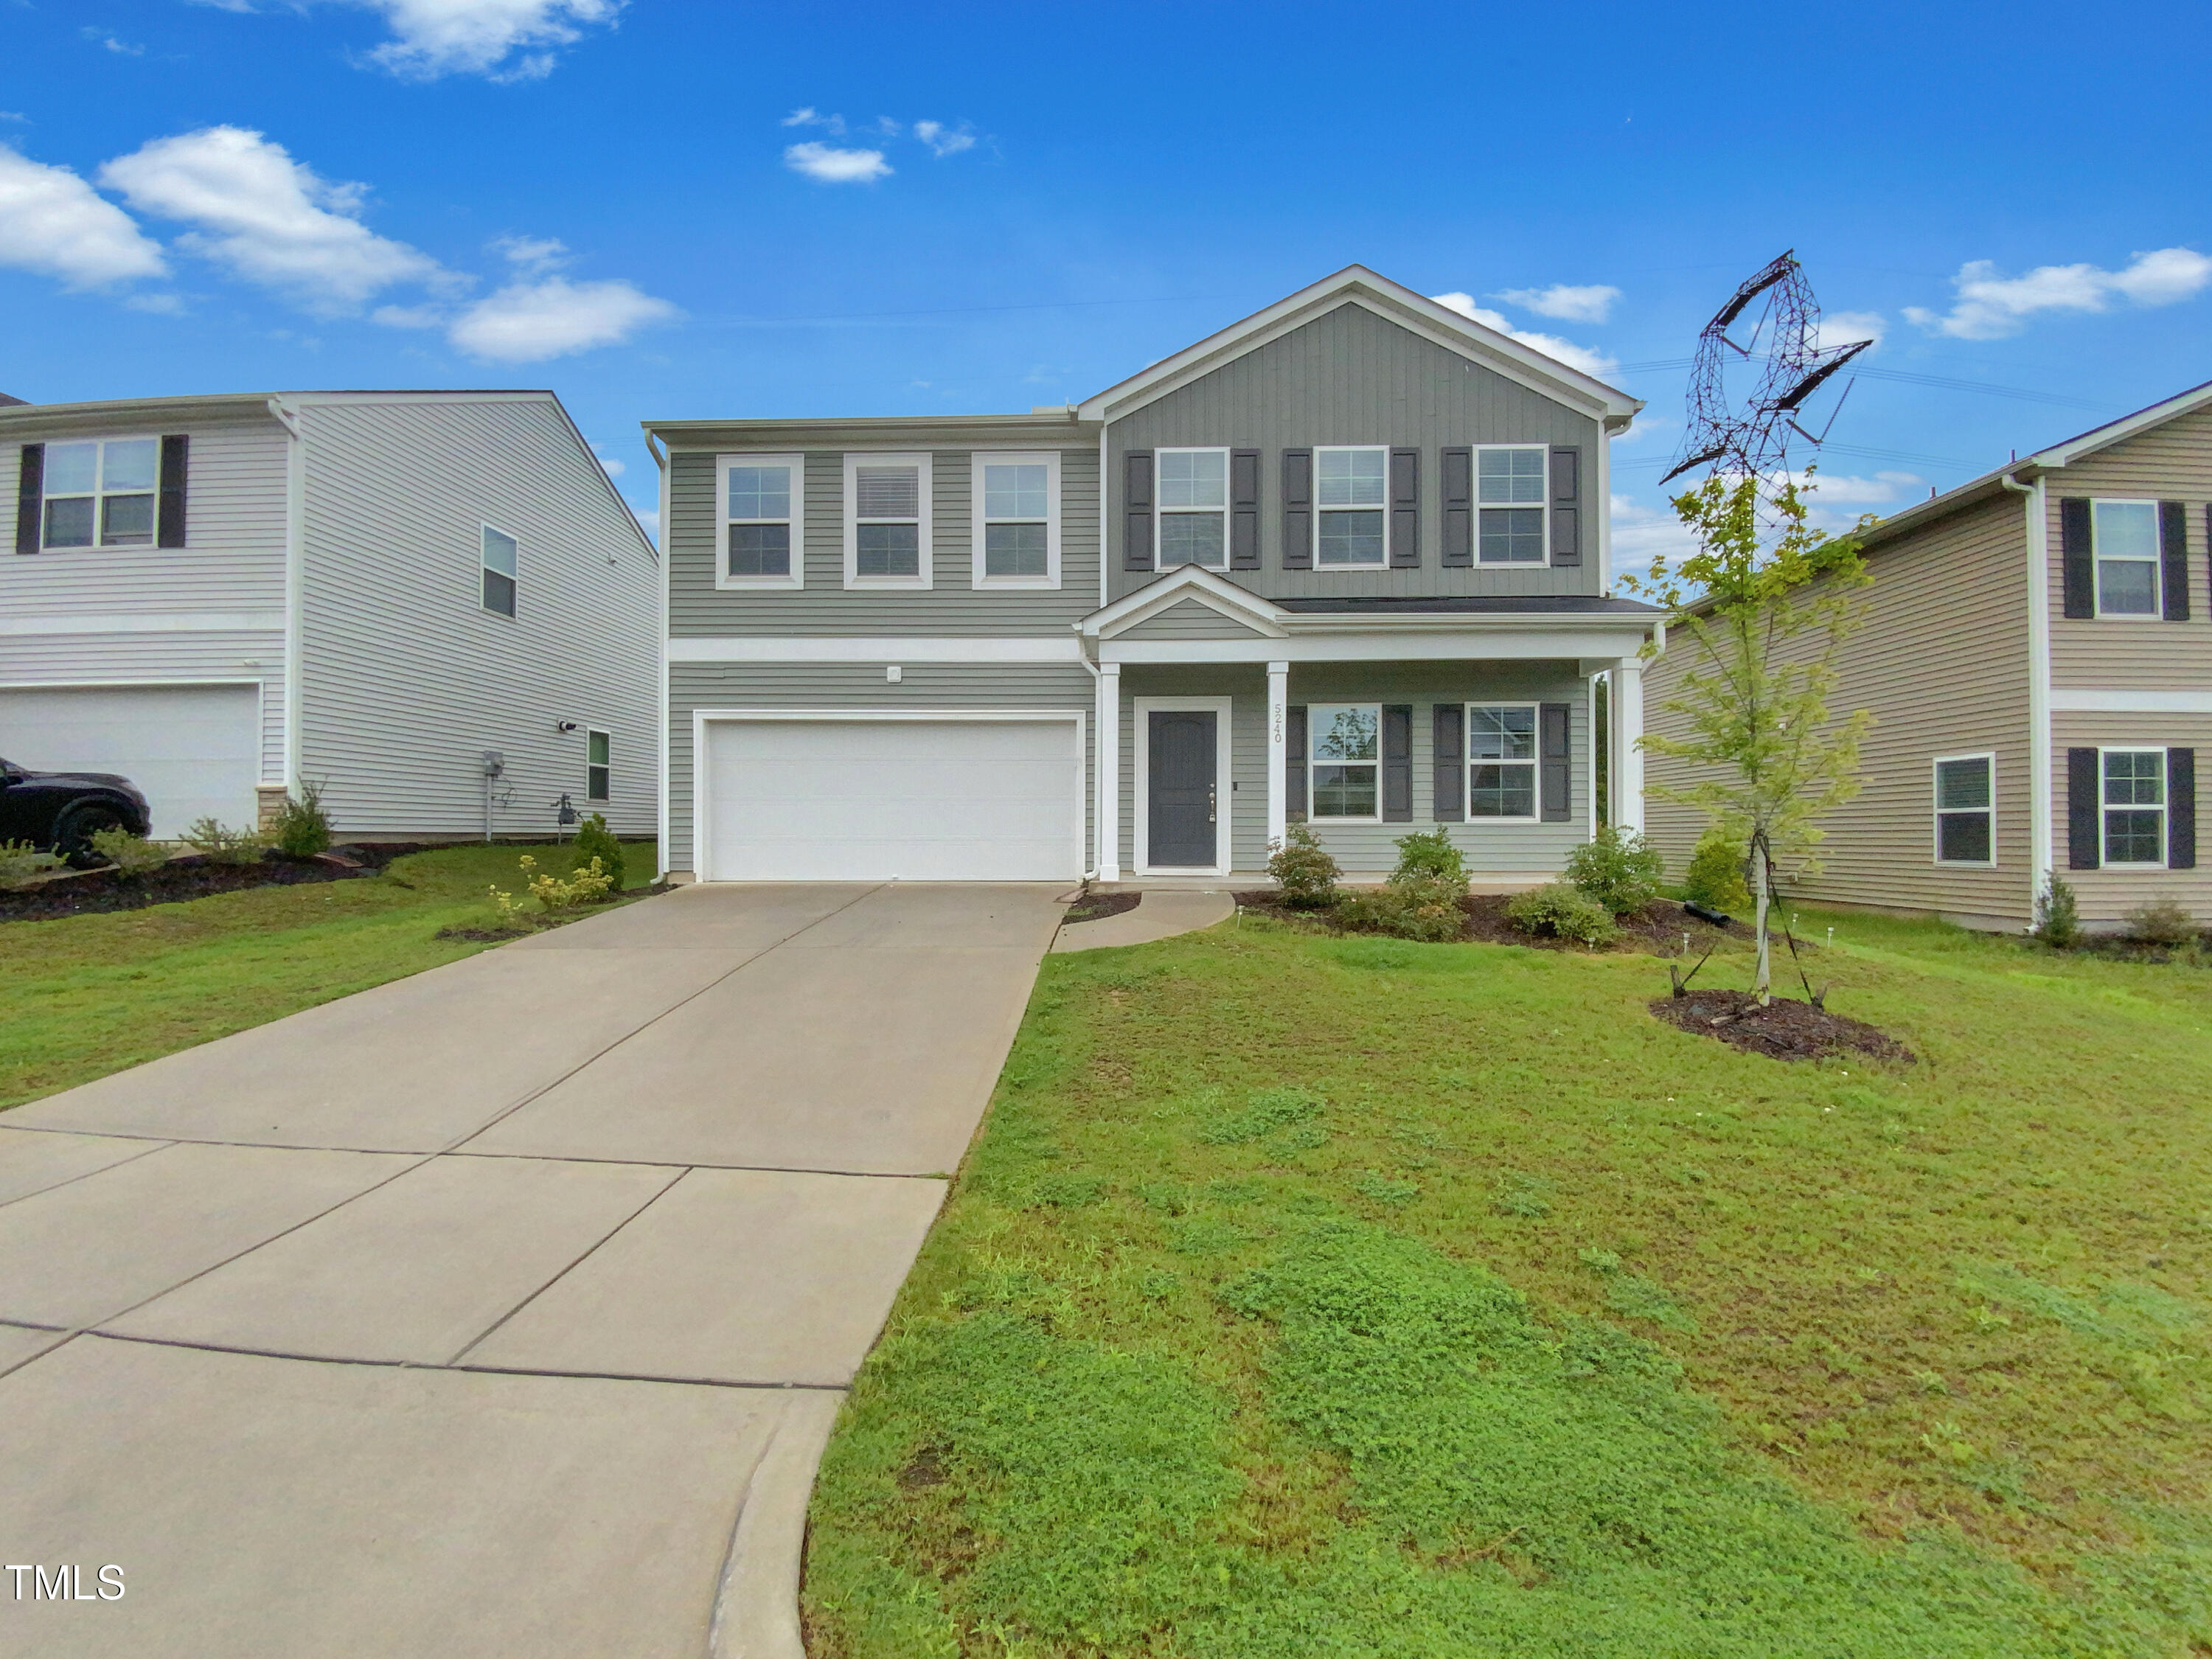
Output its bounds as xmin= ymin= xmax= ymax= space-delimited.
xmin=0 ymin=882 xmax=1064 ymax=1658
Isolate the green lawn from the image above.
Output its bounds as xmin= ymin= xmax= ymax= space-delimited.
xmin=805 ymin=910 xmax=2211 ymax=1657
xmin=0 ymin=841 xmax=656 ymax=1111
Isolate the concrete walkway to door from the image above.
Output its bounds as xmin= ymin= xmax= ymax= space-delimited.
xmin=0 ymin=882 xmax=1064 ymax=1659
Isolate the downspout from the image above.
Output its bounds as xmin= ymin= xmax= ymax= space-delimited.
xmin=647 ymin=429 xmax=671 ymax=879
xmin=270 ymin=398 xmax=305 ymax=821
xmin=2000 ymin=469 xmax=2050 ymax=924
xmin=1072 ymin=632 xmax=1102 ymax=883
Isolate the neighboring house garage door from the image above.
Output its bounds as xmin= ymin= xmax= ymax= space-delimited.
xmin=0 ymin=684 xmax=260 ymax=841
xmin=703 ymin=717 xmax=1082 ymax=881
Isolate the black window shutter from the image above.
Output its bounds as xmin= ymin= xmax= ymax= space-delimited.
xmin=1549 ymin=446 xmax=1581 ymax=567
xmin=14 ymin=442 xmax=42 ymax=557
xmin=1280 ymin=448 xmax=1312 ymax=569
xmin=2059 ymin=497 xmax=2094 ymax=619
xmin=1123 ymin=451 xmax=1155 ymax=571
xmin=1388 ymin=448 xmax=1419 ymax=568
xmin=1540 ymin=702 xmax=1572 ymax=822
xmin=158 ymin=434 xmax=189 ymax=549
xmin=1431 ymin=703 xmax=1464 ymax=821
xmin=2066 ymin=747 xmax=2100 ymax=869
xmin=1286 ymin=705 xmax=1308 ymax=821
xmin=1381 ymin=704 xmax=1413 ymax=821
xmin=2169 ymin=747 xmax=2197 ymax=869
xmin=1230 ymin=448 xmax=1261 ymax=570
xmin=1440 ymin=446 xmax=1472 ymax=567
xmin=2160 ymin=500 xmax=2189 ymax=621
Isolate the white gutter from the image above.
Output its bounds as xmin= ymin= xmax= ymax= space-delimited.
xmin=2000 ymin=469 xmax=2051 ymax=916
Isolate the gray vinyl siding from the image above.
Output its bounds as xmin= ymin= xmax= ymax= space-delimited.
xmin=666 ymin=661 xmax=1096 ymax=875
xmin=1120 ymin=598 xmax=1270 ymax=640
xmin=1107 ymin=302 xmax=1604 ymax=604
xmin=1117 ymin=661 xmax=1592 ymax=876
xmin=667 ymin=446 xmax=1100 ymax=636
xmin=296 ymin=397 xmax=659 ymax=840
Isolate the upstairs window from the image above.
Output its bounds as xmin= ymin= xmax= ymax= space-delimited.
xmin=1933 ymin=754 xmax=1994 ymax=864
xmin=720 ymin=453 xmax=801 ymax=588
xmin=1477 ymin=445 xmax=1547 ymax=563
xmin=974 ymin=452 xmax=1059 ymax=586
xmin=1309 ymin=703 xmax=1380 ymax=819
xmin=2093 ymin=499 xmax=2160 ymax=616
xmin=42 ymin=437 xmax=159 ymax=549
xmin=2102 ymin=748 xmax=2166 ymax=865
xmin=1315 ymin=446 xmax=1388 ymax=566
xmin=481 ymin=524 xmax=518 ymax=616
xmin=1157 ymin=448 xmax=1228 ymax=568
xmin=1467 ymin=703 xmax=1537 ymax=818
xmin=586 ymin=730 xmax=610 ymax=801
xmin=845 ymin=453 xmax=931 ymax=585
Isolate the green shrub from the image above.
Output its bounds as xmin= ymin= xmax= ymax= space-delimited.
xmin=2123 ymin=896 xmax=2198 ymax=949
xmin=181 ymin=817 xmax=267 ymax=866
xmin=571 ymin=812 xmax=626 ymax=891
xmin=1683 ymin=828 xmax=1751 ymax=912
xmin=1340 ymin=883 xmax=1467 ymax=942
xmin=1504 ymin=880 xmax=1618 ymax=947
xmin=0 ymin=839 xmax=65 ymax=890
xmin=271 ymin=781 xmax=332 ymax=858
xmin=1565 ymin=824 xmax=1665 ymax=914
xmin=1387 ymin=826 xmax=1467 ymax=891
xmin=1267 ymin=824 xmax=1340 ymax=910
xmin=2033 ymin=872 xmax=2081 ymax=950
xmin=87 ymin=827 xmax=171 ymax=876
xmin=490 ymin=853 xmax=616 ymax=918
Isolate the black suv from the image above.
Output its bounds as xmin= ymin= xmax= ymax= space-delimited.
xmin=0 ymin=759 xmax=153 ymax=865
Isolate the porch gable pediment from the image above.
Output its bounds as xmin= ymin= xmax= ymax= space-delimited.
xmin=1079 ymin=566 xmax=1289 ymax=641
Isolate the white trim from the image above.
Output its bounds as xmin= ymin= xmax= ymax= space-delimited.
xmin=280 ymin=400 xmax=305 ymax=796
xmin=665 ymin=635 xmax=1082 ymax=664
xmin=714 ymin=451 xmax=804 ymax=590
xmin=2097 ymin=745 xmax=2171 ymax=869
xmin=689 ymin=706 xmax=1088 ymax=883
xmin=1304 ymin=700 xmax=1384 ymax=825
xmin=1475 ymin=444 xmax=1552 ymax=567
xmin=2023 ymin=475 xmax=2053 ymax=900
xmin=30 ymin=434 xmax=164 ymax=552
xmin=1585 ymin=674 xmax=1600 ymax=838
xmin=970 ymin=451 xmax=1061 ymax=589
xmin=480 ymin=520 xmax=519 ymax=619
xmin=1266 ymin=661 xmax=1289 ymax=851
xmin=1596 ymin=431 xmax=1614 ymax=594
xmin=1610 ymin=658 xmax=1644 ymax=833
xmin=1095 ymin=663 xmax=1121 ymax=880
xmin=1082 ymin=562 xmax=1288 ymax=640
xmin=0 ymin=675 xmax=263 ymax=690
xmin=2051 ymin=687 xmax=2212 ymax=713
xmin=1103 ymin=628 xmax=1656 ymax=664
xmin=1152 ymin=446 xmax=1231 ymax=572
xmin=2088 ymin=497 xmax=2164 ymax=619
xmin=0 ymin=611 xmax=287 ymax=636
xmin=1097 ymin=422 xmax=1111 ymax=611
xmin=842 ymin=451 xmax=932 ymax=590
xmin=1931 ymin=751 xmax=1997 ymax=867
xmin=1312 ymin=445 xmax=1390 ymax=568
xmin=1133 ymin=695 xmax=1234 ymax=874
xmin=585 ymin=726 xmax=611 ymax=804
xmin=652 ymin=429 xmax=670 ymax=876
xmin=1463 ymin=701 xmax=1541 ymax=824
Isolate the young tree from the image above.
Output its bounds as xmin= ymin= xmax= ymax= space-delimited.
xmin=1630 ymin=473 xmax=1873 ymax=1002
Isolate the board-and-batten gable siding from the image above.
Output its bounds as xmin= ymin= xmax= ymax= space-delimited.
xmin=1106 ymin=302 xmax=1604 ymax=605
xmin=666 ymin=445 xmax=1100 ymax=636
xmin=1119 ymin=597 xmax=1271 ymax=640
xmin=1116 ymin=661 xmax=1590 ymax=876
xmin=1641 ymin=491 xmax=2034 ymax=924
xmin=664 ymin=661 xmax=1096 ymax=875
xmin=2045 ymin=403 xmax=2212 ymax=690
xmin=2051 ymin=710 xmax=2211 ymax=921
xmin=296 ymin=398 xmax=659 ymax=838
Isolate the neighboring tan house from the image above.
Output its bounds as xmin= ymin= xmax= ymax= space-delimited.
xmin=644 ymin=266 xmax=1665 ymax=886
xmin=1643 ymin=380 xmax=2209 ymax=931
xmin=1 ymin=390 xmax=659 ymax=842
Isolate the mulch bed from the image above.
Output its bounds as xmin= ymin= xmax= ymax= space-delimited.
xmin=1232 ymin=890 xmax=1749 ymax=958
xmin=1648 ymin=988 xmax=1915 ymax=1064
xmin=1065 ymin=891 xmax=1143 ymax=925
xmin=0 ymin=850 xmax=374 ymax=923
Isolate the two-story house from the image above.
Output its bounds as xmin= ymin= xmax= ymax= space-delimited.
xmin=1643 ymin=380 xmax=2208 ymax=930
xmin=645 ymin=267 xmax=1663 ymax=886
xmin=1 ymin=389 xmax=659 ymax=843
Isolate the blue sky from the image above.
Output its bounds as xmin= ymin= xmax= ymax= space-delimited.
xmin=4 ymin=0 xmax=2209 ymax=568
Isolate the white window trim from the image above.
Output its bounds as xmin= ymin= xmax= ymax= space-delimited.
xmin=1312 ymin=444 xmax=1390 ymax=569
xmin=970 ymin=450 xmax=1060 ymax=590
xmin=586 ymin=728 xmax=611 ymax=803
xmin=1475 ymin=444 xmax=1552 ymax=567
xmin=843 ymin=451 xmax=933 ymax=590
xmin=1154 ymin=446 xmax=1230 ymax=571
xmin=480 ymin=520 xmax=518 ymax=619
xmin=1307 ymin=700 xmax=1384 ymax=824
xmin=38 ymin=434 xmax=163 ymax=553
xmin=716 ymin=451 xmax=804 ymax=591
xmin=2090 ymin=497 xmax=2163 ymax=621
xmin=1464 ymin=700 xmax=1541 ymax=823
xmin=1930 ymin=751 xmax=1996 ymax=866
xmin=1133 ymin=695 xmax=1234 ymax=875
xmin=2098 ymin=745 xmax=2169 ymax=869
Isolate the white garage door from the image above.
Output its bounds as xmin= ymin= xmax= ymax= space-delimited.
xmin=705 ymin=717 xmax=1081 ymax=882
xmin=0 ymin=684 xmax=260 ymax=841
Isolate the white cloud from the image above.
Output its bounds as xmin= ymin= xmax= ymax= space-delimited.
xmin=1430 ymin=292 xmax=1618 ymax=378
xmin=370 ymin=302 xmax=444 ymax=328
xmin=100 ymin=125 xmax=444 ymax=313
xmin=1904 ymin=248 xmax=2212 ymax=340
xmin=913 ymin=119 xmax=975 ymax=159
xmin=0 ymin=114 xmax=28 ymax=125
xmin=348 ymin=0 xmax=622 ymax=81
xmin=629 ymin=503 xmax=658 ymax=540
xmin=125 ymin=291 xmax=189 ymax=315
xmin=783 ymin=142 xmax=891 ymax=184
xmin=1609 ymin=493 xmax=1698 ymax=584
xmin=447 ymin=274 xmax=677 ymax=361
xmin=1489 ymin=282 xmax=1621 ymax=324
xmin=0 ymin=145 xmax=167 ymax=287
xmin=83 ymin=28 xmax=147 ymax=55
xmin=1779 ymin=468 xmax=1921 ymax=505
xmin=782 ymin=107 xmax=845 ymax=135
xmin=1814 ymin=310 xmax=1885 ymax=352
xmin=491 ymin=233 xmax=567 ymax=273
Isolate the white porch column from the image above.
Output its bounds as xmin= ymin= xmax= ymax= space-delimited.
xmin=1095 ymin=662 xmax=1121 ymax=880
xmin=1610 ymin=659 xmax=1645 ymax=833
xmin=1265 ymin=659 xmax=1290 ymax=852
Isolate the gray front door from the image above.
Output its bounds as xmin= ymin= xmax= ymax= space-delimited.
xmin=1147 ymin=710 xmax=1217 ymax=867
